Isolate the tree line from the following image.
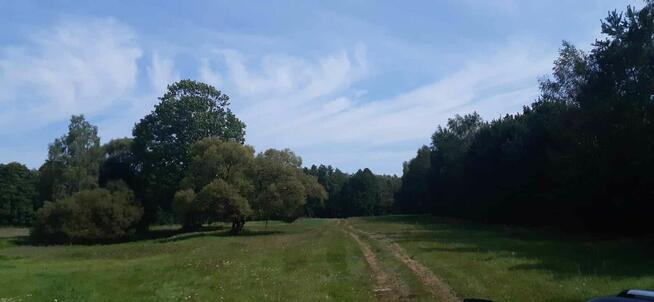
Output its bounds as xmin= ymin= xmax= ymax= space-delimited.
xmin=395 ymin=3 xmax=654 ymax=236
xmin=0 ymin=80 xmax=400 ymax=243
xmin=303 ymin=165 xmax=400 ymax=218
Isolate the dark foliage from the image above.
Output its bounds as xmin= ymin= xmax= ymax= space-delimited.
xmin=31 ymin=182 xmax=143 ymax=244
xmin=0 ymin=162 xmax=38 ymax=225
xmin=173 ymin=138 xmax=324 ymax=234
xmin=395 ymin=3 xmax=654 ymax=235
xmin=37 ymin=115 xmax=102 ymax=204
xmin=304 ymin=165 xmax=400 ymax=217
xmin=99 ymin=138 xmax=140 ymax=188
xmin=395 ymin=146 xmax=432 ymax=214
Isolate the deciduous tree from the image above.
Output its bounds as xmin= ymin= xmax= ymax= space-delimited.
xmin=132 ymin=80 xmax=246 ymax=228
xmin=38 ymin=115 xmax=102 ymax=203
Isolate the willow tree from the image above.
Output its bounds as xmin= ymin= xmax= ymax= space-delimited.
xmin=173 ymin=138 xmax=254 ymax=233
xmin=172 ymin=138 xmax=325 ymax=234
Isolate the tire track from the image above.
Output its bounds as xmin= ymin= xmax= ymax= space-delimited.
xmin=345 ymin=220 xmax=459 ymax=302
xmin=340 ymin=220 xmax=411 ymax=301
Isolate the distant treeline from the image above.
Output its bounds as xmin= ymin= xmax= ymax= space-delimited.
xmin=303 ymin=165 xmax=400 ymax=218
xmin=395 ymin=3 xmax=654 ymax=235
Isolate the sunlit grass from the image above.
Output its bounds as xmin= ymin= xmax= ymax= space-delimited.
xmin=0 ymin=219 xmax=375 ymax=302
xmin=2 ymin=216 xmax=652 ymax=302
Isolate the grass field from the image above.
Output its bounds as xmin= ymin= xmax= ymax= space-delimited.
xmin=350 ymin=216 xmax=654 ymax=302
xmin=1 ymin=216 xmax=653 ymax=301
xmin=0 ymin=220 xmax=376 ymax=302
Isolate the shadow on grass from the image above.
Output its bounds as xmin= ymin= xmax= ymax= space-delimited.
xmin=157 ymin=230 xmax=221 ymax=243
xmin=6 ymin=225 xmax=228 ymax=246
xmin=218 ymin=229 xmax=283 ymax=237
xmin=6 ymin=236 xmax=31 ymax=246
xmin=158 ymin=228 xmax=283 ymax=243
xmin=141 ymin=225 xmax=224 ymax=241
xmin=362 ymin=215 xmax=654 ymax=279
xmin=4 ymin=223 xmax=286 ymax=246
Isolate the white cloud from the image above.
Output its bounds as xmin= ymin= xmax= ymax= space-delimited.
xmin=147 ymin=53 xmax=179 ymax=96
xmin=0 ymin=17 xmax=142 ymax=133
xmin=222 ymin=45 xmax=367 ymax=103
xmin=206 ymin=40 xmax=553 ymax=174
xmin=215 ymin=45 xmax=369 ymax=146
xmin=312 ymin=43 xmax=551 ymax=146
xmin=199 ymin=59 xmax=224 ymax=89
xmin=0 ymin=17 xmax=554 ymax=174
xmin=97 ymin=53 xmax=181 ymax=141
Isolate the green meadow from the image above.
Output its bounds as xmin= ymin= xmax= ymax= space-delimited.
xmin=1 ymin=216 xmax=653 ymax=302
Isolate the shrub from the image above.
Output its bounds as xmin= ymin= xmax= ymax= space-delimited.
xmin=31 ymin=182 xmax=143 ymax=244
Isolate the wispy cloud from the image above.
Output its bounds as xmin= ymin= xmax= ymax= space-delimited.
xmin=0 ymin=17 xmax=142 ymax=134
xmin=147 ymin=53 xmax=179 ymax=96
xmin=96 ymin=52 xmax=181 ymax=140
xmin=0 ymin=13 xmax=561 ymax=174
xmin=207 ymin=39 xmax=553 ymax=173
xmin=213 ymin=45 xmax=369 ymax=148
xmin=198 ymin=59 xmax=224 ymax=89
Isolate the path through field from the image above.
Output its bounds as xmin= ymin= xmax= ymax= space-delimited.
xmin=342 ymin=219 xmax=458 ymax=302
xmin=340 ymin=220 xmax=411 ymax=301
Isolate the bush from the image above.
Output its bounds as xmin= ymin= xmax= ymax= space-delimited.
xmin=31 ymin=182 xmax=143 ymax=244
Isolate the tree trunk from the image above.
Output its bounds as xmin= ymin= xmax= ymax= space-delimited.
xmin=182 ymin=221 xmax=201 ymax=232
xmin=230 ymin=216 xmax=246 ymax=234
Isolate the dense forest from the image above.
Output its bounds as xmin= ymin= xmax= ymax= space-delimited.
xmin=304 ymin=165 xmax=400 ymax=218
xmin=2 ymin=3 xmax=654 ymax=243
xmin=395 ymin=3 xmax=654 ymax=236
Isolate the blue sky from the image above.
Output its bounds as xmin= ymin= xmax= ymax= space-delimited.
xmin=0 ymin=0 xmax=641 ymax=175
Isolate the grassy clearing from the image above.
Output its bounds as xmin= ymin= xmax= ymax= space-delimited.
xmin=0 ymin=219 xmax=375 ymax=302
xmin=350 ymin=215 xmax=654 ymax=302
xmin=2 ymin=216 xmax=653 ymax=302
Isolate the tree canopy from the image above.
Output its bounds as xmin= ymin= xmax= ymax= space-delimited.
xmin=252 ymin=149 xmax=327 ymax=222
xmin=303 ymin=165 xmax=400 ymax=218
xmin=173 ymin=138 xmax=325 ymax=233
xmin=395 ymin=2 xmax=654 ymax=235
xmin=132 ymin=80 xmax=246 ymax=228
xmin=38 ymin=115 xmax=102 ymax=203
xmin=0 ymin=162 xmax=38 ymax=225
xmin=173 ymin=138 xmax=255 ymax=231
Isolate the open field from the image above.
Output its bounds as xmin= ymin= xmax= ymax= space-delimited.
xmin=1 ymin=216 xmax=654 ymax=301
xmin=349 ymin=216 xmax=654 ymax=302
xmin=0 ymin=220 xmax=375 ymax=302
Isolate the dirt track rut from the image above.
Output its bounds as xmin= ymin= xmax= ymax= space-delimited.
xmin=341 ymin=221 xmax=411 ymax=301
xmin=342 ymin=220 xmax=458 ymax=302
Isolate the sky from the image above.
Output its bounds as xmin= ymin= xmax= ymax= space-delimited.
xmin=0 ymin=0 xmax=642 ymax=175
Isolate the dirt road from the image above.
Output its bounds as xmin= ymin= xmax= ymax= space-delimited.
xmin=342 ymin=220 xmax=458 ymax=302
